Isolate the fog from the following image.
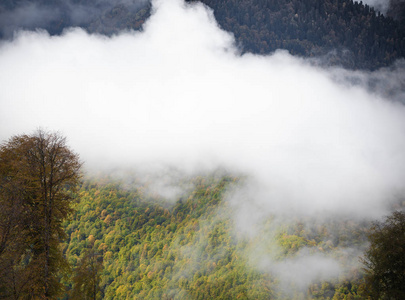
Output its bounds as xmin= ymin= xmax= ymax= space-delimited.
xmin=0 ymin=2 xmax=61 ymax=38
xmin=0 ymin=0 xmax=149 ymax=38
xmin=360 ymin=0 xmax=390 ymax=12
xmin=1 ymin=0 xmax=405 ymax=293
xmin=263 ymin=251 xmax=342 ymax=294
xmin=360 ymin=0 xmax=405 ymax=13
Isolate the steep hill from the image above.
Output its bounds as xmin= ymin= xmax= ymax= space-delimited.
xmin=1 ymin=0 xmax=404 ymax=69
xmin=62 ymin=173 xmax=372 ymax=299
xmin=188 ymin=0 xmax=405 ymax=69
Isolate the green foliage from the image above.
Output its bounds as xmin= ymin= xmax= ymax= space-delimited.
xmin=63 ymin=174 xmax=278 ymax=299
xmin=71 ymin=242 xmax=104 ymax=300
xmin=362 ymin=211 xmax=405 ymax=299
xmin=61 ymin=173 xmax=378 ymax=299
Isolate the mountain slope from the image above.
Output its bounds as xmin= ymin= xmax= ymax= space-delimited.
xmin=188 ymin=0 xmax=405 ymax=69
xmin=1 ymin=0 xmax=404 ymax=69
xmin=63 ymin=174 xmax=371 ymax=299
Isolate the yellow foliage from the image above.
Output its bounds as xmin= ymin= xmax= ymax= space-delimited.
xmin=147 ymin=271 xmax=154 ymax=279
xmin=104 ymin=214 xmax=112 ymax=225
xmin=98 ymin=243 xmax=108 ymax=251
xmin=104 ymin=251 xmax=113 ymax=260
xmin=88 ymin=235 xmax=95 ymax=244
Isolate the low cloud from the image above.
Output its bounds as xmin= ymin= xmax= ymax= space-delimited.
xmin=1 ymin=0 xmax=404 ymax=218
xmin=0 ymin=0 xmax=149 ymax=38
xmin=1 ymin=0 xmax=404 ymax=293
xmin=266 ymin=251 xmax=342 ymax=293
xmin=330 ymin=59 xmax=405 ymax=104
xmin=0 ymin=2 xmax=62 ymax=38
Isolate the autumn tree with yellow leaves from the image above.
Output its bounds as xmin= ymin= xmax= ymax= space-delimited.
xmin=0 ymin=130 xmax=82 ymax=299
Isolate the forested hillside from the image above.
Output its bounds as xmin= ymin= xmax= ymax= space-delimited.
xmin=187 ymin=0 xmax=405 ymax=69
xmin=62 ymin=173 xmax=373 ymax=299
xmin=1 ymin=0 xmax=405 ymax=298
xmin=1 ymin=128 xmax=404 ymax=299
xmin=1 ymin=0 xmax=404 ymax=69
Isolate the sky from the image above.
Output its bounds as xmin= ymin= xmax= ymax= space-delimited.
xmin=1 ymin=0 xmax=405 ymax=293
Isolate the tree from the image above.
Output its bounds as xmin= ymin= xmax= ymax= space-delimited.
xmin=0 ymin=150 xmax=33 ymax=299
xmin=0 ymin=129 xmax=82 ymax=299
xmin=362 ymin=211 xmax=405 ymax=300
xmin=71 ymin=242 xmax=104 ymax=300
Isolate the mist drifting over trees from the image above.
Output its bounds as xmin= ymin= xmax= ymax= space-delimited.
xmin=0 ymin=0 xmax=404 ymax=298
xmin=1 ymin=0 xmax=404 ymax=69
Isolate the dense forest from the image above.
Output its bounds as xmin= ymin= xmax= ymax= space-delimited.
xmin=1 ymin=0 xmax=405 ymax=298
xmin=187 ymin=0 xmax=405 ymax=69
xmin=1 ymin=131 xmax=405 ymax=299
xmin=63 ymin=173 xmax=371 ymax=299
xmin=1 ymin=0 xmax=404 ymax=69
